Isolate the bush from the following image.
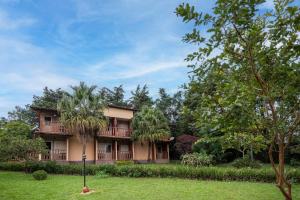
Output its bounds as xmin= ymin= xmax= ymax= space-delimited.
xmin=32 ymin=170 xmax=47 ymax=180
xmin=290 ymin=158 xmax=300 ymax=167
xmin=1 ymin=161 xmax=300 ymax=183
xmin=115 ymin=160 xmax=134 ymax=166
xmin=232 ymin=157 xmax=262 ymax=169
xmin=181 ymin=153 xmax=213 ymax=167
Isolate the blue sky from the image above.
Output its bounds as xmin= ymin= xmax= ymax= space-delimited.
xmin=0 ymin=0 xmax=277 ymax=117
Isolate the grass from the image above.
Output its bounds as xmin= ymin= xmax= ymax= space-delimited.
xmin=0 ymin=171 xmax=299 ymax=200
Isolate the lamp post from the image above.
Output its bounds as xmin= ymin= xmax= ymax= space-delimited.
xmin=82 ymin=154 xmax=89 ymax=193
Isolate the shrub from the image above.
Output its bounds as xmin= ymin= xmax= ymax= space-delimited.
xmin=1 ymin=161 xmax=300 ymax=183
xmin=32 ymin=170 xmax=47 ymax=180
xmin=232 ymin=157 xmax=262 ymax=169
xmin=181 ymin=153 xmax=213 ymax=167
xmin=115 ymin=160 xmax=134 ymax=166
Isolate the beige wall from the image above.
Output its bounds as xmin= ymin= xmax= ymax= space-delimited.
xmin=134 ymin=141 xmax=152 ymax=160
xmin=103 ymin=107 xmax=133 ymax=119
xmin=68 ymin=136 xmax=95 ymax=161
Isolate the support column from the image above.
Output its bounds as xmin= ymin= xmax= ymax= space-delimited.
xmin=114 ymin=117 xmax=117 ymax=136
xmin=115 ymin=140 xmax=118 ymax=161
xmin=50 ymin=141 xmax=54 ymax=160
xmin=132 ymin=141 xmax=135 ymax=160
xmin=38 ymin=154 xmax=42 ymax=161
xmin=66 ymin=138 xmax=69 ymax=161
xmin=153 ymin=143 xmax=157 ymax=161
xmin=95 ymin=138 xmax=98 ymax=162
xmin=167 ymin=143 xmax=170 ymax=160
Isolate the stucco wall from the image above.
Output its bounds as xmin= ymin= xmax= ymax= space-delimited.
xmin=134 ymin=141 xmax=152 ymax=160
xmin=103 ymin=107 xmax=133 ymax=119
xmin=68 ymin=136 xmax=95 ymax=161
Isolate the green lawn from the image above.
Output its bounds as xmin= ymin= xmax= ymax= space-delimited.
xmin=0 ymin=171 xmax=299 ymax=200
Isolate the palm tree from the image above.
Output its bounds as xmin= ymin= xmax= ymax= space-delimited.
xmin=57 ymin=82 xmax=107 ymax=192
xmin=132 ymin=106 xmax=170 ymax=162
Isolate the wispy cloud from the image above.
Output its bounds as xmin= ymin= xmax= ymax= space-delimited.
xmin=0 ymin=10 xmax=36 ymax=30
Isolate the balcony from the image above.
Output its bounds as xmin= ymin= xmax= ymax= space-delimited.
xmin=41 ymin=149 xmax=67 ymax=161
xmin=98 ymin=127 xmax=132 ymax=138
xmin=97 ymin=150 xmax=132 ymax=161
xmin=39 ymin=122 xmax=68 ymax=134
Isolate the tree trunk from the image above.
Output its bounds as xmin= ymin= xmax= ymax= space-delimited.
xmin=250 ymin=144 xmax=254 ymax=161
xmin=147 ymin=141 xmax=151 ymax=163
xmin=269 ymin=138 xmax=292 ymax=200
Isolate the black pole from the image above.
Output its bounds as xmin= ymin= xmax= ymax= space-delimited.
xmin=83 ymin=154 xmax=86 ymax=187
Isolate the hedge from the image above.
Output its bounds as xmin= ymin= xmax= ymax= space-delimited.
xmin=0 ymin=161 xmax=299 ymax=183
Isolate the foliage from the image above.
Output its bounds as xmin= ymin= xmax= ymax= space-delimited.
xmin=115 ymin=160 xmax=134 ymax=165
xmin=232 ymin=157 xmax=262 ymax=169
xmin=99 ymin=85 xmax=128 ymax=106
xmin=176 ymin=0 xmax=299 ymax=198
xmin=57 ymin=82 xmax=107 ymax=156
xmin=1 ymin=121 xmax=31 ymax=138
xmin=222 ymin=132 xmax=267 ymax=158
xmin=32 ymin=170 xmax=48 ymax=180
xmin=32 ymin=87 xmax=66 ymax=109
xmin=129 ymin=84 xmax=153 ymax=110
xmin=132 ymin=106 xmax=170 ymax=161
xmin=181 ymin=153 xmax=213 ymax=167
xmin=0 ymin=121 xmax=46 ymax=161
xmin=1 ymin=161 xmax=300 ymax=183
xmin=155 ymin=88 xmax=184 ymax=136
xmin=7 ymin=105 xmax=36 ymax=126
xmin=0 ymin=136 xmax=46 ymax=161
xmin=290 ymin=159 xmax=300 ymax=167
xmin=192 ymin=136 xmax=224 ymax=162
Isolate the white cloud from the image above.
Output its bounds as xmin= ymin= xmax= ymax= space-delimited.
xmin=0 ymin=10 xmax=36 ymax=30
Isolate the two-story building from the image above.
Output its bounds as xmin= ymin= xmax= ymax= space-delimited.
xmin=31 ymin=105 xmax=170 ymax=164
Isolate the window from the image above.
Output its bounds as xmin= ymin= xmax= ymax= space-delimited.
xmin=99 ymin=143 xmax=112 ymax=153
xmin=44 ymin=116 xmax=52 ymax=126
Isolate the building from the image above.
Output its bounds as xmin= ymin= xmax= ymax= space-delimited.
xmin=31 ymin=105 xmax=170 ymax=164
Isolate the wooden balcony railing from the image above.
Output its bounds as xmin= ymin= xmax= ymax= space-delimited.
xmin=42 ymin=122 xmax=67 ymax=133
xmin=42 ymin=149 xmax=67 ymax=161
xmin=97 ymin=151 xmax=114 ymax=160
xmin=98 ymin=127 xmax=132 ymax=137
xmin=156 ymin=151 xmax=168 ymax=159
xmin=117 ymin=151 xmax=132 ymax=160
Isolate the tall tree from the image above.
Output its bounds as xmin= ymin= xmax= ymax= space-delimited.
xmin=155 ymin=88 xmax=184 ymax=135
xmin=32 ymin=87 xmax=66 ymax=109
xmin=99 ymin=85 xmax=127 ymax=106
xmin=176 ymin=1 xmax=300 ymax=199
xmin=129 ymin=84 xmax=153 ymax=110
xmin=7 ymin=105 xmax=36 ymax=126
xmin=57 ymin=82 xmax=107 ymax=192
xmin=132 ymin=106 xmax=170 ymax=162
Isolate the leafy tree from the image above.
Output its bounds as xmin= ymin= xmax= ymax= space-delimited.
xmin=99 ymin=85 xmax=128 ymax=106
xmin=32 ymin=87 xmax=66 ymax=109
xmin=57 ymin=82 xmax=107 ymax=191
xmin=155 ymin=88 xmax=184 ymax=135
xmin=7 ymin=105 xmax=36 ymax=126
xmin=129 ymin=84 xmax=153 ymax=110
xmin=0 ymin=121 xmax=46 ymax=161
xmin=1 ymin=121 xmax=31 ymax=138
xmin=222 ymin=132 xmax=267 ymax=159
xmin=132 ymin=106 xmax=170 ymax=162
xmin=176 ymin=0 xmax=300 ymax=199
